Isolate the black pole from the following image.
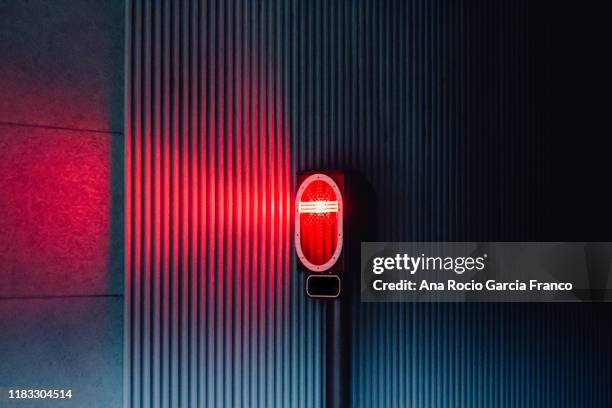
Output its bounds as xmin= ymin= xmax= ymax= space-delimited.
xmin=326 ymin=295 xmax=351 ymax=408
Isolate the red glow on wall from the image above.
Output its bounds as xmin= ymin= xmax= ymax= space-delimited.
xmin=0 ymin=129 xmax=111 ymax=296
xmin=124 ymin=41 xmax=293 ymax=368
xmin=295 ymin=175 xmax=343 ymax=272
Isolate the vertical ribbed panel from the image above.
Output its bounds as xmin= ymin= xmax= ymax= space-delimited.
xmin=288 ymin=1 xmax=612 ymax=407
xmin=127 ymin=1 xmax=612 ymax=407
xmin=126 ymin=1 xmax=324 ymax=407
xmin=291 ymin=0 xmax=538 ymax=241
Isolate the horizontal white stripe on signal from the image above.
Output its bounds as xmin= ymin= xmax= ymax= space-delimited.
xmin=298 ymin=200 xmax=339 ymax=214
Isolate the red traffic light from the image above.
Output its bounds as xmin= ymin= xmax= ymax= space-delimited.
xmin=295 ymin=173 xmax=343 ymax=273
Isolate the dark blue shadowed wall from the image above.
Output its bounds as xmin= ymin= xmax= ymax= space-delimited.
xmin=289 ymin=1 xmax=612 ymax=406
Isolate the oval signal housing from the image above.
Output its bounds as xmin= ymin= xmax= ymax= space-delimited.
xmin=295 ymin=173 xmax=343 ymax=272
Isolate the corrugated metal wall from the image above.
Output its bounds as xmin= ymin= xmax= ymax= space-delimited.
xmin=126 ymin=0 xmax=324 ymax=406
xmin=127 ymin=1 xmax=612 ymax=407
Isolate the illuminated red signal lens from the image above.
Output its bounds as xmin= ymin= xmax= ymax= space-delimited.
xmin=295 ymin=174 xmax=343 ymax=272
